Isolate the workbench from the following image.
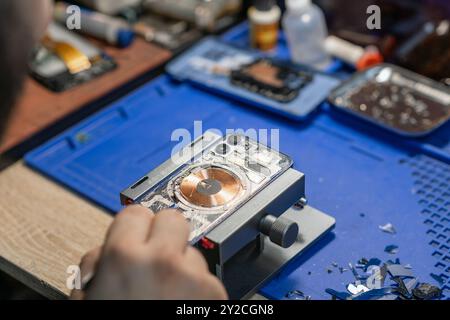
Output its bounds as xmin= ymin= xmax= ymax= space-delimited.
xmin=1 ymin=38 xmax=171 ymax=155
xmin=0 ymin=38 xmax=170 ymax=299
xmin=0 ymin=23 xmax=449 ymax=300
xmin=0 ymin=162 xmax=110 ymax=298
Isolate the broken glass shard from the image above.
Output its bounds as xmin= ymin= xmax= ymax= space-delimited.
xmin=387 ymin=264 xmax=414 ymax=278
xmin=413 ymin=283 xmax=442 ymax=300
xmin=384 ymin=245 xmax=399 ymax=254
xmin=379 ymin=223 xmax=396 ymax=234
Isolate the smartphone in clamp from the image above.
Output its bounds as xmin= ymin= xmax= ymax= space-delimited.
xmin=121 ymin=132 xmax=335 ymax=299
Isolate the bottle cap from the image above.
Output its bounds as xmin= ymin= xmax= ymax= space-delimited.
xmin=249 ymin=2 xmax=281 ymax=25
xmin=286 ymin=0 xmax=311 ymax=12
xmin=356 ymin=51 xmax=383 ymax=70
xmin=117 ymin=29 xmax=135 ymax=48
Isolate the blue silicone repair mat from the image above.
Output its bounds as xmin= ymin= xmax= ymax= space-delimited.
xmin=25 ymin=23 xmax=450 ymax=299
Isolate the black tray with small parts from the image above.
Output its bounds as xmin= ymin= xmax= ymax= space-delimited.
xmin=230 ymin=58 xmax=314 ymax=103
xmin=328 ymin=64 xmax=450 ymax=137
xmin=31 ymin=53 xmax=117 ymax=93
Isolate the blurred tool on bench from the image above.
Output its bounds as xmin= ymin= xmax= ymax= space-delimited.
xmin=0 ymin=1 xmax=172 ymax=157
xmin=142 ymin=0 xmax=242 ymax=32
xmin=54 ymin=2 xmax=135 ymax=48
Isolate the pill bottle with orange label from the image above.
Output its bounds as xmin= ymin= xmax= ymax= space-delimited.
xmin=248 ymin=0 xmax=281 ymax=51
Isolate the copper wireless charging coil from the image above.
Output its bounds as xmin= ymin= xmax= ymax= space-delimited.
xmin=178 ymin=166 xmax=243 ymax=208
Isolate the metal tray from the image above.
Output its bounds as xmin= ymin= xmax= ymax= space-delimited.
xmin=328 ymin=64 xmax=450 ymax=137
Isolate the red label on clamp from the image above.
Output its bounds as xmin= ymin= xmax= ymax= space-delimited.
xmin=200 ymin=237 xmax=215 ymax=250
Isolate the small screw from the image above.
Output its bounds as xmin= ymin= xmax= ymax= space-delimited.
xmin=294 ymin=197 xmax=308 ymax=209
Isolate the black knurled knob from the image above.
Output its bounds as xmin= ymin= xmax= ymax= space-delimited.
xmin=260 ymin=215 xmax=299 ymax=248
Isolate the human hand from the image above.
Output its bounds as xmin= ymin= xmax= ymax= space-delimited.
xmin=71 ymin=205 xmax=228 ymax=300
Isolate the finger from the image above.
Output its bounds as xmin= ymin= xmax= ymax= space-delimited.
xmin=70 ymin=246 xmax=102 ymax=300
xmin=184 ymin=247 xmax=208 ymax=271
xmin=70 ymin=287 xmax=84 ymax=300
xmin=80 ymin=246 xmax=102 ymax=285
xmin=105 ymin=205 xmax=154 ymax=250
xmin=203 ymin=275 xmax=229 ymax=300
xmin=147 ymin=209 xmax=190 ymax=253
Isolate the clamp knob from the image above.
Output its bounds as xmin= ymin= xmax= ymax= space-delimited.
xmin=260 ymin=215 xmax=299 ymax=248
